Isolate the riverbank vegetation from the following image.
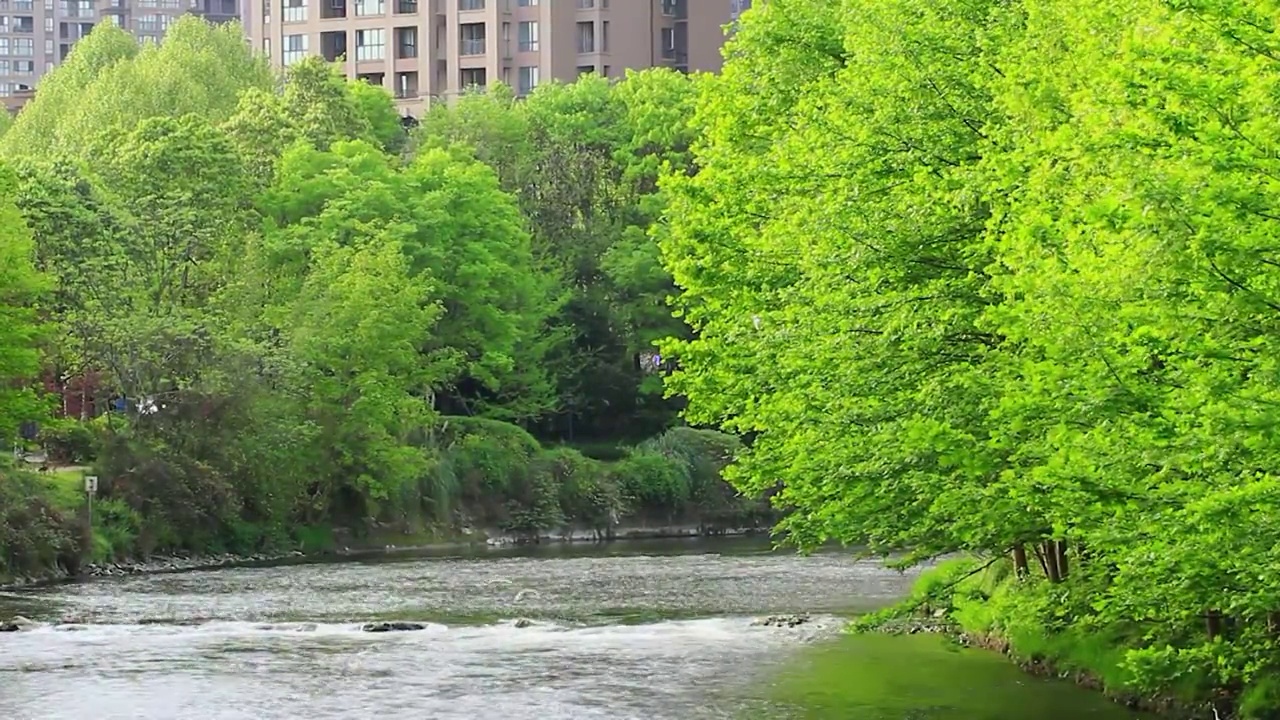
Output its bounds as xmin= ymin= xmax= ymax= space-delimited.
xmin=0 ymin=19 xmax=766 ymax=583
xmin=664 ymin=0 xmax=1280 ymax=717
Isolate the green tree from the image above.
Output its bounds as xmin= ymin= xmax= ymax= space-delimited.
xmin=262 ymin=139 xmax=557 ymax=421
xmin=0 ymin=163 xmax=49 ymax=440
xmin=3 ymin=19 xmax=269 ymax=161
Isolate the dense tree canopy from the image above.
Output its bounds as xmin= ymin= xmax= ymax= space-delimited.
xmin=0 ymin=163 xmax=48 ymax=441
xmin=663 ymin=0 xmax=1280 ymax=713
xmin=0 ymin=22 xmax=755 ymax=583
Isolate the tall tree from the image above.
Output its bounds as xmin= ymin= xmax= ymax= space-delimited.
xmin=0 ymin=163 xmax=49 ymax=440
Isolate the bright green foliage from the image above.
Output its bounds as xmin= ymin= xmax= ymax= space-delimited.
xmin=416 ymin=70 xmax=701 ymax=439
xmin=261 ymin=139 xmax=557 ymax=419
xmin=0 ymin=163 xmax=48 ymax=440
xmin=0 ymin=53 xmax=759 ymax=583
xmin=221 ymin=88 xmax=304 ymax=182
xmin=282 ymin=57 xmax=375 ymax=151
xmin=347 ymin=78 xmax=408 ymax=153
xmin=0 ymin=111 xmax=12 ymax=139
xmin=0 ymin=23 xmax=138 ymax=157
xmin=3 ymin=19 xmax=269 ymax=160
xmin=666 ymin=0 xmax=1280 ymax=714
xmin=285 ymin=237 xmax=438 ymax=504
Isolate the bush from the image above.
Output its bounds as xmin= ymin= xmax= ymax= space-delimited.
xmin=612 ymin=450 xmax=689 ymax=513
xmin=0 ymin=465 xmax=79 ymax=578
xmin=431 ymin=416 xmax=541 ymax=525
xmin=538 ymin=447 xmax=623 ymax=529
xmin=38 ymin=417 xmax=99 ymax=465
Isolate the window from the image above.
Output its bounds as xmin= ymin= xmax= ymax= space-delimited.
xmin=321 ymin=0 xmax=346 ymax=18
xmin=661 ymin=0 xmax=676 ymax=16
xmin=44 ymin=17 xmax=52 ymax=32
xmin=263 ymin=36 xmax=271 ymax=57
xmin=459 ymin=67 xmax=485 ymax=89
xmin=459 ymin=22 xmax=484 ymax=56
xmin=459 ymin=0 xmax=482 ymax=9
xmin=517 ymin=64 xmax=538 ymax=95
xmin=395 ymin=26 xmax=416 ymax=58
xmin=661 ymin=27 xmax=675 ymax=58
xmin=395 ymin=0 xmax=415 ymax=12
xmin=44 ymin=39 xmax=53 ymax=53
xmin=601 ymin=20 xmax=608 ymax=51
xmin=0 ymin=39 xmax=8 ymax=56
xmin=13 ymin=59 xmax=33 ymax=74
xmin=395 ymin=70 xmax=417 ymax=98
xmin=14 ymin=16 xmax=34 ymax=33
xmin=282 ymin=33 xmax=308 ymax=65
xmin=576 ymin=0 xmax=593 ymax=7
xmin=283 ymin=0 xmax=306 ymax=22
xmin=355 ymin=28 xmax=384 ymax=60
xmin=576 ymin=65 xmax=594 ymax=76
xmin=13 ymin=38 xmax=33 ymax=55
xmin=517 ymin=0 xmax=536 ymax=5
xmin=137 ymin=14 xmax=162 ymax=32
xmin=576 ymin=21 xmax=593 ymax=53
xmin=0 ymin=61 xmax=7 ymax=74
xmin=354 ymin=0 xmax=382 ymax=16
xmin=517 ymin=21 xmax=537 ymax=52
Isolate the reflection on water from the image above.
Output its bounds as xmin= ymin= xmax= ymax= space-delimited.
xmin=0 ymin=537 xmax=1145 ymax=720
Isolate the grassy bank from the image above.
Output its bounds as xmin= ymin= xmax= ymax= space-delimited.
xmin=1 ymin=419 xmax=774 ymax=584
xmin=747 ymin=632 xmax=1141 ymax=720
xmin=864 ymin=560 xmax=1280 ymax=719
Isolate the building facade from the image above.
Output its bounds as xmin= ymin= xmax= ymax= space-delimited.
xmin=0 ymin=0 xmax=243 ymax=107
xmin=245 ymin=0 xmax=740 ymax=117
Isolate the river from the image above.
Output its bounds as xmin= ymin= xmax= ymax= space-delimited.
xmin=0 ymin=537 xmax=1147 ymax=719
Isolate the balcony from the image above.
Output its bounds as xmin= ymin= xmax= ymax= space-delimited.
xmin=321 ymin=0 xmax=347 ymax=20
xmin=460 ymin=38 xmax=485 ymax=55
xmin=394 ymin=70 xmax=418 ymax=99
xmin=320 ymin=30 xmax=347 ymax=62
xmin=395 ymin=0 xmax=416 ymax=13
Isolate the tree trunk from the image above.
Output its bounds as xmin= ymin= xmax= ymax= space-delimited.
xmin=1012 ymin=545 xmax=1029 ymax=579
xmin=1055 ymin=539 xmax=1069 ymax=580
xmin=1206 ymin=610 xmax=1223 ymax=641
xmin=1032 ymin=543 xmax=1050 ymax=578
xmin=1043 ymin=541 xmax=1062 ymax=583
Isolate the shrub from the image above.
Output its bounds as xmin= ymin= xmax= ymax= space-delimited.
xmin=38 ymin=417 xmax=99 ymax=465
xmin=612 ymin=450 xmax=690 ymax=514
xmin=538 ymin=447 xmax=623 ymax=529
xmin=0 ymin=465 xmax=79 ymax=578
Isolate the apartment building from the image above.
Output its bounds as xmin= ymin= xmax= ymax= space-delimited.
xmin=0 ymin=0 xmax=243 ymax=108
xmin=245 ymin=0 xmax=740 ymax=117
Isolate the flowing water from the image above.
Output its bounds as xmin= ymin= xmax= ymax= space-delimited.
xmin=0 ymin=537 xmax=1147 ymax=719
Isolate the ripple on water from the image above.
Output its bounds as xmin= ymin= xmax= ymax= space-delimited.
xmin=0 ymin=538 xmax=913 ymax=719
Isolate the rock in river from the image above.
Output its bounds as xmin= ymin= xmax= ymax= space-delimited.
xmin=1 ymin=616 xmax=39 ymax=632
xmin=752 ymin=614 xmax=812 ymax=629
xmin=361 ymin=621 xmax=426 ymax=633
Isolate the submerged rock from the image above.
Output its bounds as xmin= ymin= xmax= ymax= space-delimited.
xmin=1 ymin=616 xmax=39 ymax=632
xmin=514 ymin=618 xmax=533 ymax=628
xmin=361 ymin=621 xmax=426 ymax=633
xmin=752 ymin=614 xmax=813 ymax=629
